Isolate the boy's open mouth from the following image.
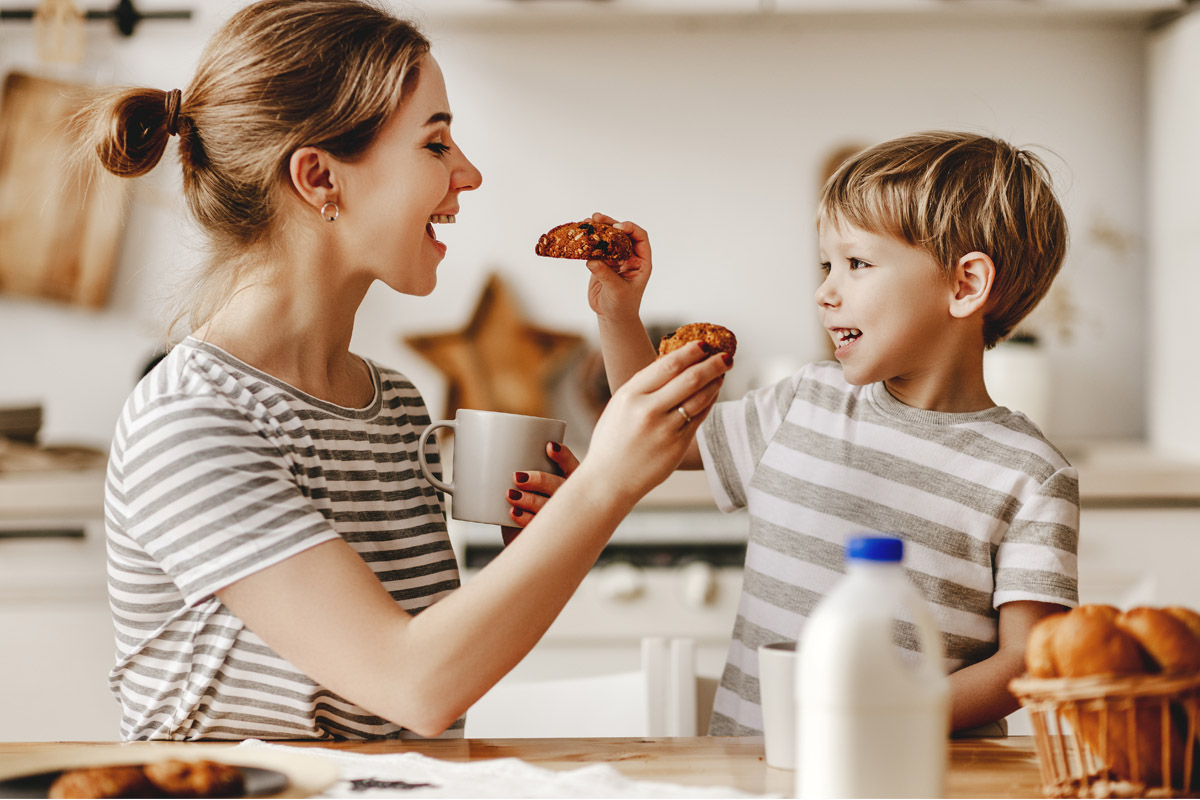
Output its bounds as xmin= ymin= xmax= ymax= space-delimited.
xmin=832 ymin=328 xmax=862 ymax=346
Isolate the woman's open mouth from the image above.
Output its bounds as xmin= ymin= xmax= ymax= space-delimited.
xmin=426 ymin=214 xmax=455 ymax=251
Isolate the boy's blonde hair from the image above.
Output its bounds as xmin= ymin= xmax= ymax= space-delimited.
xmin=818 ymin=131 xmax=1068 ymax=348
xmin=75 ymin=0 xmax=430 ymax=335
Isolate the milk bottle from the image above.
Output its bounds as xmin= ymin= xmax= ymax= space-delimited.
xmin=796 ymin=535 xmax=950 ymax=799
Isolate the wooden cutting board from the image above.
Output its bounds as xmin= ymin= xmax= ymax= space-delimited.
xmin=0 ymin=71 xmax=130 ymax=307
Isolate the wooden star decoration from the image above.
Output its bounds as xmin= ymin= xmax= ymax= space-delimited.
xmin=404 ymin=273 xmax=585 ymax=419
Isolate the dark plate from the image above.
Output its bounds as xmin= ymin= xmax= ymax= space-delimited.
xmin=0 ymin=764 xmax=289 ymax=798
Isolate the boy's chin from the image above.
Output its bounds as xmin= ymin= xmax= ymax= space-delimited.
xmin=836 ymin=362 xmax=876 ymax=386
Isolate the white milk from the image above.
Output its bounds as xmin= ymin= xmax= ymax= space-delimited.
xmin=796 ymin=536 xmax=950 ymax=799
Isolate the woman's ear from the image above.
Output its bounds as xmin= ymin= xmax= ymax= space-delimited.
xmin=949 ymin=251 xmax=995 ymax=320
xmin=288 ymin=146 xmax=337 ymax=210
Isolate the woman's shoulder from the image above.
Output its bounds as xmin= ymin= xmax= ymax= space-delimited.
xmin=120 ymin=340 xmax=287 ymax=436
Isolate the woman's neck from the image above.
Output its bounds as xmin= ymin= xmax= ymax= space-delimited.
xmin=193 ymin=256 xmax=375 ymax=407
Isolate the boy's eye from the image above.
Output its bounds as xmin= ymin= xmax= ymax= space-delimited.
xmin=849 ymin=258 xmax=870 ymax=270
xmin=819 ymin=261 xmax=831 ymax=274
xmin=426 ymin=142 xmax=451 ymax=157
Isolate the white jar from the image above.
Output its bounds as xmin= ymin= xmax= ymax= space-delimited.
xmin=796 ymin=536 xmax=950 ymax=799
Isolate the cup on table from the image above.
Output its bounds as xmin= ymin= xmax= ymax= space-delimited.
xmin=417 ymin=409 xmax=566 ymax=527
xmin=758 ymin=640 xmax=798 ymax=770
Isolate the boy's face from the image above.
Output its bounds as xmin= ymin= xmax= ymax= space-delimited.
xmin=816 ymin=217 xmax=955 ymax=387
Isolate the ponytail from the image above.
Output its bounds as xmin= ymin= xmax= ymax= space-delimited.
xmin=83 ymin=87 xmax=184 ymax=178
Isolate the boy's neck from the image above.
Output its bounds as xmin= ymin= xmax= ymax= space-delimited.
xmin=881 ymin=347 xmax=995 ymax=414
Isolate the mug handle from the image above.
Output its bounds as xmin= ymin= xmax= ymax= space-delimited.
xmin=418 ymin=420 xmax=455 ymax=495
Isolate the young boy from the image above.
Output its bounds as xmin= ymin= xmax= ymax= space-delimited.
xmin=584 ymin=131 xmax=1079 ymax=736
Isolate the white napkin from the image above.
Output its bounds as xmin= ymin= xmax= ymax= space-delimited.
xmin=236 ymin=739 xmax=772 ymax=799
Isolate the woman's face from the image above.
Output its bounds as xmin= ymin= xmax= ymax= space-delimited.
xmin=337 ymin=55 xmax=482 ymax=295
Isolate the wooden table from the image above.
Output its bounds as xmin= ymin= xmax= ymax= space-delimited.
xmin=0 ymin=736 xmax=1046 ymax=798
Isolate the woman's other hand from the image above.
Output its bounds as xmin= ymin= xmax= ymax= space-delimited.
xmin=577 ymin=341 xmax=730 ymax=506
xmin=501 ymin=442 xmax=580 ymax=543
xmin=585 ymin=212 xmax=651 ymax=326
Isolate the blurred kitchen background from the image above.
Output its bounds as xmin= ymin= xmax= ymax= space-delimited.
xmin=1 ymin=0 xmax=1198 ymax=741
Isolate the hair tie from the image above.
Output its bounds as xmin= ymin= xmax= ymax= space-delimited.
xmin=164 ymin=88 xmax=182 ymax=137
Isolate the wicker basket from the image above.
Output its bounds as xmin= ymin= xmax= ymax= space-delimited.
xmin=1010 ymin=673 xmax=1200 ymax=798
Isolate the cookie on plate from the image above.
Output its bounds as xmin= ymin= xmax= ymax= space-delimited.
xmin=657 ymin=323 xmax=737 ymax=359
xmin=144 ymin=759 xmax=245 ymax=798
xmin=49 ymin=765 xmax=155 ymax=799
xmin=535 ymin=219 xmax=633 ymax=264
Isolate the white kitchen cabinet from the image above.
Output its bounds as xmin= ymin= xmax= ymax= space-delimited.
xmin=1077 ymin=506 xmax=1200 ymax=609
xmin=1148 ymin=11 xmax=1200 ymax=462
xmin=769 ymin=0 xmax=1184 ymax=10
xmin=417 ymin=0 xmax=1183 ymax=17
xmin=417 ymin=0 xmax=762 ymax=16
xmin=0 ymin=470 xmax=119 ymax=741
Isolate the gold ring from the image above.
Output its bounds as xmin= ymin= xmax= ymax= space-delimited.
xmin=675 ymin=405 xmax=693 ymax=425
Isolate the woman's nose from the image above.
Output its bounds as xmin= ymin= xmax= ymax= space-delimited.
xmin=454 ymin=149 xmax=483 ymax=192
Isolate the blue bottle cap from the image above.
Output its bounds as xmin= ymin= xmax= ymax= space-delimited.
xmin=846 ymin=535 xmax=903 ymax=563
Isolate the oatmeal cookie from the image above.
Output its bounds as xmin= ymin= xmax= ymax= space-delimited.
xmin=657 ymin=323 xmax=737 ymax=359
xmin=144 ymin=759 xmax=245 ymax=798
xmin=534 ymin=219 xmax=633 ymax=264
xmin=49 ymin=765 xmax=155 ymax=799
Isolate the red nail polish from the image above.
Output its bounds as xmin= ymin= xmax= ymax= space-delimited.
xmin=722 ymin=353 xmax=733 ymax=366
xmin=507 ymin=489 xmax=521 ymax=500
xmin=515 ymin=472 xmax=529 ymax=483
xmin=512 ymin=508 xmax=523 ymax=517
xmin=550 ymin=442 xmax=561 ymax=453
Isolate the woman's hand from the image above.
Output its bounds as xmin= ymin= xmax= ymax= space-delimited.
xmin=500 ymin=442 xmax=580 ymax=544
xmin=585 ymin=212 xmax=651 ymax=326
xmin=576 ymin=341 xmax=731 ymax=506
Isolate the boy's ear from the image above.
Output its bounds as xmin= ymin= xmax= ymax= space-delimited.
xmin=948 ymin=251 xmax=995 ymax=320
xmin=288 ymin=146 xmax=338 ymax=211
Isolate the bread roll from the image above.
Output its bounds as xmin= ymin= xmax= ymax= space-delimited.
xmin=1025 ymin=612 xmax=1066 ymax=678
xmin=1116 ymin=607 xmax=1200 ymax=674
xmin=1051 ymin=609 xmax=1147 ymax=678
xmin=1020 ymin=603 xmax=1200 ymax=791
xmin=1165 ymin=606 xmax=1200 ymax=645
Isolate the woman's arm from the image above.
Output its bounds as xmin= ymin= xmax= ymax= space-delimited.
xmin=217 ymin=341 xmax=729 ymax=736
xmin=947 ymin=599 xmax=1066 ymax=732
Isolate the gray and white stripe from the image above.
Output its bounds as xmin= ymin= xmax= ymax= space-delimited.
xmin=699 ymin=361 xmax=1079 ymax=736
xmin=106 ymin=339 xmax=460 ymax=740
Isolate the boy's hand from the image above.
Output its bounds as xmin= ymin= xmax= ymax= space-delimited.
xmin=585 ymin=212 xmax=651 ymax=325
xmin=500 ymin=442 xmax=581 ymax=544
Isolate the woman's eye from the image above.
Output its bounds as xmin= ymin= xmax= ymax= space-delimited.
xmin=426 ymin=142 xmax=451 ymax=157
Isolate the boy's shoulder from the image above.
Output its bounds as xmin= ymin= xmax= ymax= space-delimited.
xmin=799 ymin=361 xmax=1073 ymax=475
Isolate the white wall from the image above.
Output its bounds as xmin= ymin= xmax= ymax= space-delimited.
xmin=0 ymin=4 xmax=1152 ymax=448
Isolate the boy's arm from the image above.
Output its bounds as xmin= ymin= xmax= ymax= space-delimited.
xmin=584 ymin=213 xmax=705 ymax=470
xmin=948 ymin=599 xmax=1066 ymax=732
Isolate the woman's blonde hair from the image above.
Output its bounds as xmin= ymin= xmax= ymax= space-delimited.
xmin=76 ymin=0 xmax=430 ymax=335
xmin=818 ymin=131 xmax=1068 ymax=348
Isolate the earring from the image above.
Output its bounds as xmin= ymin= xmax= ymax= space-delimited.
xmin=320 ymin=202 xmax=339 ymax=222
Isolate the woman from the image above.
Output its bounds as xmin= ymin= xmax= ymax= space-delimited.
xmin=83 ymin=0 xmax=728 ymax=740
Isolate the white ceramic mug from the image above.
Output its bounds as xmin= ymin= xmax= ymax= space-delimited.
xmin=758 ymin=640 xmax=798 ymax=770
xmin=418 ymin=409 xmax=566 ymax=527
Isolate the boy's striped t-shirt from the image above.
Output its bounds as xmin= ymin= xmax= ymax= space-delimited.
xmin=698 ymin=361 xmax=1079 ymax=736
xmin=105 ymin=338 xmax=460 ymax=740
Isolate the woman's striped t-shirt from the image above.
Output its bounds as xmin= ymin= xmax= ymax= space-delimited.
xmin=104 ymin=339 xmax=461 ymax=740
xmin=698 ymin=361 xmax=1080 ymax=736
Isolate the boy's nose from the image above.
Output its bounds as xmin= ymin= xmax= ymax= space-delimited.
xmin=815 ymin=276 xmax=839 ymax=308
